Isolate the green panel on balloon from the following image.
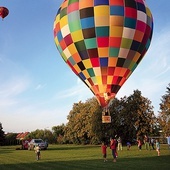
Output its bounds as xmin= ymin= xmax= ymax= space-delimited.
xmin=69 ymin=20 xmax=81 ymax=32
xmin=84 ymin=38 xmax=97 ymax=49
xmin=109 ymin=48 xmax=119 ymax=57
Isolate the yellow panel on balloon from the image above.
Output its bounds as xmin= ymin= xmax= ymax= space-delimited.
xmin=95 ymin=16 xmax=109 ymax=26
xmin=98 ymin=48 xmax=109 ymax=57
xmin=82 ymin=59 xmax=92 ymax=69
xmin=107 ymin=76 xmax=113 ymax=84
xmin=54 ymin=37 xmax=59 ymax=46
xmin=98 ymin=85 xmax=106 ymax=93
xmin=146 ymin=7 xmax=152 ymax=18
xmin=71 ymin=30 xmax=84 ymax=42
xmin=94 ymin=6 xmax=109 ymax=17
xmin=110 ymin=26 xmax=123 ymax=37
xmin=67 ymin=44 xmax=77 ymax=55
xmin=82 ymin=70 xmax=90 ymax=79
xmin=73 ymin=64 xmax=81 ymax=74
xmin=60 ymin=16 xmax=68 ymax=28
xmin=96 ymin=76 xmax=102 ymax=85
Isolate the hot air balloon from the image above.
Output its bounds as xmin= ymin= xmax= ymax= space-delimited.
xmin=0 ymin=6 xmax=9 ymax=19
xmin=53 ymin=0 xmax=153 ymax=123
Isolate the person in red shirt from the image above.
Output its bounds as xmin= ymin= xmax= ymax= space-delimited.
xmin=101 ymin=142 xmax=107 ymax=162
xmin=110 ymin=137 xmax=117 ymax=162
xmin=137 ymin=138 xmax=142 ymax=151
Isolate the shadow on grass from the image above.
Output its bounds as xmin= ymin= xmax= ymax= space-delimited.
xmin=0 ymin=155 xmax=169 ymax=170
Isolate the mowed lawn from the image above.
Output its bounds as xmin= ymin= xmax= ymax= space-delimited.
xmin=0 ymin=144 xmax=169 ymax=170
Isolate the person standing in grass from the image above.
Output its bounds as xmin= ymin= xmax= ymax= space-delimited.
xmin=155 ymin=139 xmax=160 ymax=156
xmin=110 ymin=137 xmax=117 ymax=162
xmin=101 ymin=142 xmax=107 ymax=162
xmin=166 ymin=134 xmax=170 ymax=149
xmin=144 ymin=135 xmax=150 ymax=150
xmin=150 ymin=138 xmax=155 ymax=150
xmin=117 ymin=137 xmax=122 ymax=151
xmin=34 ymin=144 xmax=41 ymax=161
xmin=137 ymin=138 xmax=142 ymax=151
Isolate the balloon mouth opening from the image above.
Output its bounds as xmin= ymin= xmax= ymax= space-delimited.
xmin=96 ymin=92 xmax=115 ymax=108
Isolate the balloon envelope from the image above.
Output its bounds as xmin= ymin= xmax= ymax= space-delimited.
xmin=54 ymin=0 xmax=153 ymax=108
xmin=0 ymin=7 xmax=9 ymax=19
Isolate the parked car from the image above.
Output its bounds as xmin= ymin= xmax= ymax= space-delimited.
xmin=28 ymin=139 xmax=48 ymax=150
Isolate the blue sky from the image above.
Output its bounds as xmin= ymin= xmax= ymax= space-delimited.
xmin=0 ymin=0 xmax=170 ymax=133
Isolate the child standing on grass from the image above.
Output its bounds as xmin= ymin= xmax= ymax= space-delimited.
xmin=101 ymin=142 xmax=107 ymax=162
xmin=34 ymin=144 xmax=41 ymax=161
xmin=155 ymin=139 xmax=160 ymax=156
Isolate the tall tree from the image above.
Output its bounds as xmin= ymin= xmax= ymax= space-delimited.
xmin=126 ymin=90 xmax=157 ymax=138
xmin=158 ymin=83 xmax=170 ymax=135
xmin=64 ymin=98 xmax=101 ymax=144
xmin=0 ymin=122 xmax=5 ymax=145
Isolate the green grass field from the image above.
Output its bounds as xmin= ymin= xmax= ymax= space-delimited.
xmin=0 ymin=144 xmax=169 ymax=170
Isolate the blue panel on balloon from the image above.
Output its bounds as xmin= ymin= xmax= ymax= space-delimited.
xmin=79 ymin=72 xmax=86 ymax=80
xmin=100 ymin=58 xmax=108 ymax=67
xmin=137 ymin=2 xmax=146 ymax=12
xmin=81 ymin=17 xmax=95 ymax=29
xmin=57 ymin=31 xmax=63 ymax=42
xmin=94 ymin=0 xmax=109 ymax=6
xmin=110 ymin=6 xmax=124 ymax=16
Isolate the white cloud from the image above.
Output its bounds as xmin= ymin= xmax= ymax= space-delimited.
xmin=35 ymin=83 xmax=46 ymax=90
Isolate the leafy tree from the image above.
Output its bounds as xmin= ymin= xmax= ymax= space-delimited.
xmin=52 ymin=124 xmax=65 ymax=144
xmin=64 ymin=98 xmax=101 ymax=144
xmin=126 ymin=90 xmax=157 ymax=138
xmin=0 ymin=122 xmax=5 ymax=145
xmin=27 ymin=129 xmax=54 ymax=143
xmin=64 ymin=90 xmax=157 ymax=145
xmin=158 ymin=83 xmax=170 ymax=135
xmin=5 ymin=133 xmax=18 ymax=145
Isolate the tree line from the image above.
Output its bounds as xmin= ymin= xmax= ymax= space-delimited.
xmin=0 ymin=84 xmax=170 ymax=146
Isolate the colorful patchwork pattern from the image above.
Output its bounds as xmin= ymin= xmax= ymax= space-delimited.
xmin=54 ymin=0 xmax=153 ymax=107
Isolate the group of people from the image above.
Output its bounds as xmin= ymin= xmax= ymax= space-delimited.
xmin=101 ymin=134 xmax=170 ymax=162
xmin=101 ymin=136 xmax=120 ymax=163
xmin=137 ymin=135 xmax=161 ymax=156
